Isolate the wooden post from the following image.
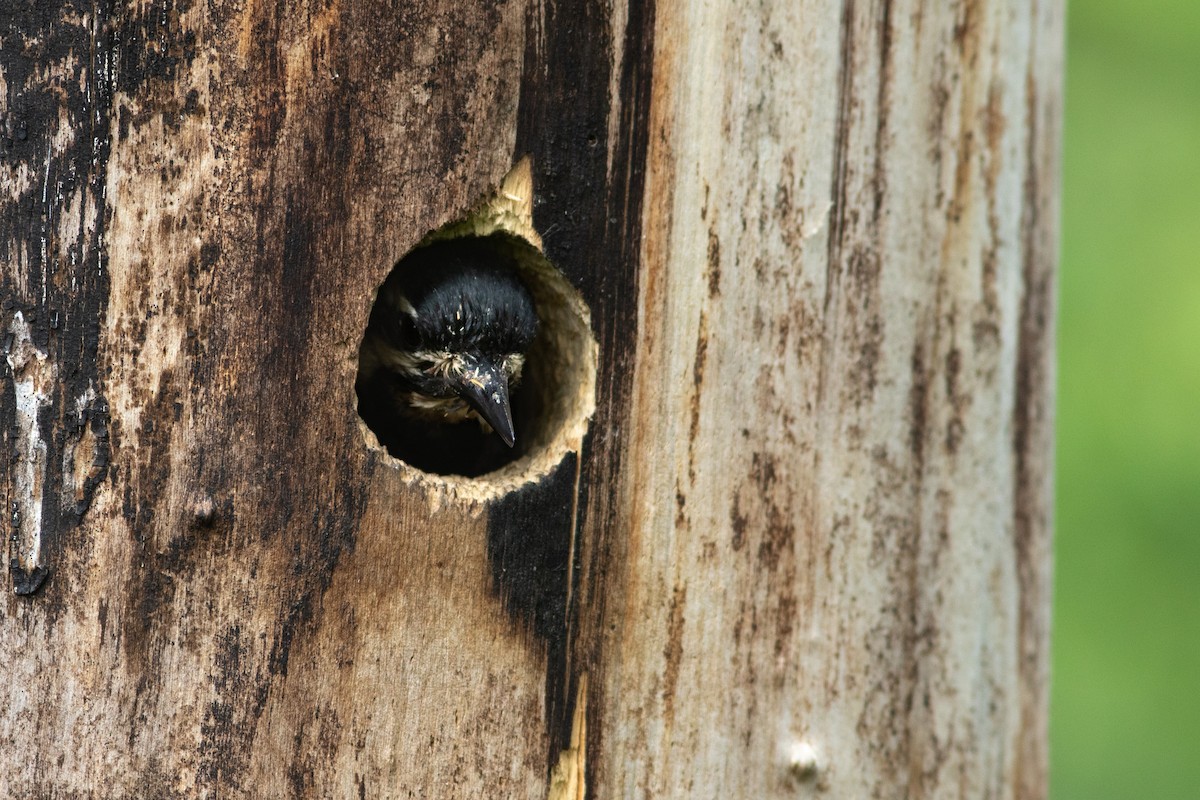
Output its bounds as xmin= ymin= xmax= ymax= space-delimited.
xmin=1 ymin=0 xmax=1059 ymax=797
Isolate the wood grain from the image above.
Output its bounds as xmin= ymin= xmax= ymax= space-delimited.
xmin=0 ymin=0 xmax=1059 ymax=797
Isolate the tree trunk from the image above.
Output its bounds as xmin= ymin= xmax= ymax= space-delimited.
xmin=0 ymin=0 xmax=1059 ymax=797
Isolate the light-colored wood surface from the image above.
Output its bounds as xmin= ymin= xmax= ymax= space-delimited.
xmin=0 ymin=0 xmax=1059 ymax=796
xmin=596 ymin=1 xmax=1060 ymax=796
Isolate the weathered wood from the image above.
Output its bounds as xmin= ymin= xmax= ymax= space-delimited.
xmin=0 ymin=0 xmax=1059 ymax=797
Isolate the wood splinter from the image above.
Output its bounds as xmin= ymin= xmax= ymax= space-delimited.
xmin=547 ymin=674 xmax=588 ymax=800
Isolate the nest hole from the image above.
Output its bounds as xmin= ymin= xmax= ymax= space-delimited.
xmin=356 ymin=231 xmax=596 ymax=491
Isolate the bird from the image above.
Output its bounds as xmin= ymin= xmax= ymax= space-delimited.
xmin=357 ymin=234 xmax=539 ymax=474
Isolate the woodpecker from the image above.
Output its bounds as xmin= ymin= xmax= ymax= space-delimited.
xmin=357 ymin=235 xmax=539 ymax=471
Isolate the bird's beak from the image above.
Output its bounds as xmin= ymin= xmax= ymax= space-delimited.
xmin=454 ymin=358 xmax=517 ymax=447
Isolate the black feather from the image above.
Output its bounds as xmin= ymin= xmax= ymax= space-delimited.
xmin=387 ymin=237 xmax=537 ymax=357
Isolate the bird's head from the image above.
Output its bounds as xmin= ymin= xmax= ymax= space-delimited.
xmin=372 ymin=240 xmax=539 ymax=447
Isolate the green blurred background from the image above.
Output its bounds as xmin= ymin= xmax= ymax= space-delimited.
xmin=1054 ymin=1 xmax=1200 ymax=798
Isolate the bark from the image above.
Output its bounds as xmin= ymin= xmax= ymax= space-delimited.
xmin=0 ymin=0 xmax=1059 ymax=797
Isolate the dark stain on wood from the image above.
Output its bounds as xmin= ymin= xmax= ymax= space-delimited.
xmin=943 ymin=345 xmax=964 ymax=454
xmin=730 ymin=493 xmax=748 ymax=551
xmin=824 ymin=0 xmax=857 ymax=301
xmin=706 ymin=227 xmax=722 ymax=297
xmin=1 ymin=0 xmax=115 ymax=600
xmin=118 ymin=0 xmax=199 ymax=91
xmin=823 ymin=0 xmax=888 ymax=410
xmin=909 ymin=341 xmax=930 ymax=469
xmin=1012 ymin=47 xmax=1056 ymax=795
xmin=486 ymin=0 xmax=659 ymax=770
xmin=749 ymin=452 xmax=795 ymax=574
xmin=661 ymin=583 xmax=687 ymax=725
xmin=485 ymin=455 xmax=576 ymax=734
xmin=871 ymin=0 xmax=895 ymax=223
xmin=979 ymin=79 xmax=1007 ymax=348
xmin=688 ymin=310 xmax=709 ymax=484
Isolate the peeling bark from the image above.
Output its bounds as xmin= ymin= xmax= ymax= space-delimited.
xmin=0 ymin=0 xmax=1059 ymax=797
